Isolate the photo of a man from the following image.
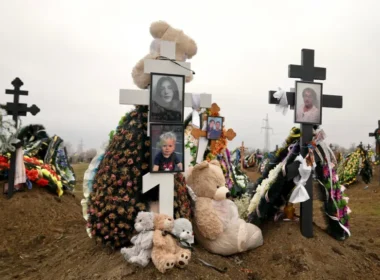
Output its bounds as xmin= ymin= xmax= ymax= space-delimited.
xmin=295 ymin=82 xmax=322 ymax=124
xmin=207 ymin=116 xmax=223 ymax=140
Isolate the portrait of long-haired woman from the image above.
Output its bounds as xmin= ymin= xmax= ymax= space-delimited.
xmin=150 ymin=74 xmax=184 ymax=123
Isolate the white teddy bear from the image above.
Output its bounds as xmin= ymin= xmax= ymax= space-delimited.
xmin=172 ymin=218 xmax=194 ymax=248
xmin=120 ymin=211 xmax=154 ymax=267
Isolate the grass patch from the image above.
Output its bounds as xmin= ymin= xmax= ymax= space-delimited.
xmin=72 ymin=163 xmax=89 ymax=193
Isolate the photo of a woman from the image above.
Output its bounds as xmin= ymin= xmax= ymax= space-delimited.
xmin=295 ymin=81 xmax=322 ymax=125
xmin=150 ymin=73 xmax=185 ymax=123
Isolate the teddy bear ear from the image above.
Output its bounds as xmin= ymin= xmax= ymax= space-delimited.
xmin=193 ymin=161 xmax=209 ymax=171
xmin=209 ymin=160 xmax=221 ymax=167
xmin=150 ymin=21 xmax=170 ymax=39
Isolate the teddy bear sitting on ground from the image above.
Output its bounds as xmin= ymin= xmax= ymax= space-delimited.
xmin=172 ymin=218 xmax=194 ymax=248
xmin=120 ymin=211 xmax=154 ymax=267
xmin=131 ymin=20 xmax=198 ymax=89
xmin=186 ymin=160 xmax=264 ymax=256
xmin=151 ymin=214 xmax=191 ymax=273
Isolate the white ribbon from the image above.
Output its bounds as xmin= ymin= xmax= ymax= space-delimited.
xmin=273 ymin=87 xmax=288 ymax=115
xmin=191 ymin=94 xmax=201 ymax=128
xmin=196 ymin=119 xmax=208 ymax=163
xmin=289 ymin=155 xmax=311 ymax=203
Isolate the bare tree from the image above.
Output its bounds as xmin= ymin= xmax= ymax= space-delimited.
xmin=85 ymin=148 xmax=97 ymax=162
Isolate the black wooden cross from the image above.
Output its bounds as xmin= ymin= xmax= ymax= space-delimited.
xmin=369 ymin=120 xmax=380 ymax=155
xmin=268 ymin=49 xmax=343 ymax=238
xmin=1 ymin=78 xmax=40 ymax=198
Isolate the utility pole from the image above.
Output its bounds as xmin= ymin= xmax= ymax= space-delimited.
xmin=261 ymin=114 xmax=273 ymax=152
xmin=78 ymin=139 xmax=84 ymax=154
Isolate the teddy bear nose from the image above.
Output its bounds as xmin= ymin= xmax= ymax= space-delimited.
xmin=226 ymin=192 xmax=231 ymax=198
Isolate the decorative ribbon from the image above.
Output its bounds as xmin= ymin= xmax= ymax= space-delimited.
xmin=273 ymin=87 xmax=288 ymax=115
xmin=191 ymin=94 xmax=201 ymax=128
xmin=317 ymin=179 xmax=351 ymax=237
xmin=289 ymin=155 xmax=311 ymax=203
xmin=195 ymin=119 xmax=208 ymax=163
xmin=315 ymin=130 xmax=350 ymax=236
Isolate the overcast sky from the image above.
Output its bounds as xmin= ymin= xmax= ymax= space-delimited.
xmin=1 ymin=0 xmax=379 ymax=152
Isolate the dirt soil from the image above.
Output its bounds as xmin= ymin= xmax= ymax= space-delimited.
xmin=0 ymin=164 xmax=379 ymax=280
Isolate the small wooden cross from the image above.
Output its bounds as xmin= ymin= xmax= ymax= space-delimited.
xmin=1 ymin=78 xmax=40 ymax=199
xmin=268 ymin=49 xmax=343 ymax=239
xmin=191 ymin=103 xmax=236 ymax=155
xmin=240 ymin=141 xmax=248 ymax=170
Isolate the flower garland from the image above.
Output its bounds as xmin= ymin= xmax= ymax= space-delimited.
xmin=184 ymin=125 xmax=198 ymax=166
xmin=0 ymin=107 xmax=22 ymax=153
xmin=337 ymin=146 xmax=373 ymax=186
xmin=0 ymin=154 xmax=64 ymax=196
xmin=247 ymin=161 xmax=284 ymax=214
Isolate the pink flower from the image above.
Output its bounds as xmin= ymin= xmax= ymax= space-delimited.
xmin=117 ymin=179 xmax=123 ymax=186
xmin=346 ymin=206 xmax=352 ymax=215
xmin=340 ymin=185 xmax=346 ymax=192
xmin=96 ymin=223 xmax=102 ymax=229
xmin=323 ymin=165 xmax=330 ymax=178
xmin=91 ymin=230 xmax=96 ymax=236
xmin=97 ymin=212 xmax=102 ymax=217
xmin=111 ymin=174 xmax=116 ymax=180
xmin=127 ymin=181 xmax=133 ymax=187
xmin=104 ymin=235 xmax=109 ymax=240
xmin=335 ymin=190 xmax=342 ymax=200
xmin=86 ymin=222 xmax=91 ymax=228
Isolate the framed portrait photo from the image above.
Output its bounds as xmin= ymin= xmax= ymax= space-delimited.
xmin=150 ymin=123 xmax=185 ymax=173
xmin=294 ymin=81 xmax=323 ymax=125
xmin=149 ymin=73 xmax=185 ymax=123
xmin=207 ymin=116 xmax=223 ymax=140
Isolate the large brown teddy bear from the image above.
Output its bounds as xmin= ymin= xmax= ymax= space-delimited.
xmin=151 ymin=213 xmax=191 ymax=273
xmin=131 ymin=20 xmax=198 ymax=89
xmin=186 ymin=160 xmax=264 ymax=256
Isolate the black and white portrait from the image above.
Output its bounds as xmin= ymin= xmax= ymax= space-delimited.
xmin=295 ymin=81 xmax=323 ymax=125
xmin=149 ymin=73 xmax=185 ymax=123
xmin=150 ymin=123 xmax=184 ymax=173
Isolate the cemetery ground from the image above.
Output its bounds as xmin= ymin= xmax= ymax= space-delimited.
xmin=0 ymin=165 xmax=379 ymax=280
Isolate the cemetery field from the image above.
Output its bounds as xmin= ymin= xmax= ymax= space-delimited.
xmin=0 ymin=164 xmax=379 ymax=280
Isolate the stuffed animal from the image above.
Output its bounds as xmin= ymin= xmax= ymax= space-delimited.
xmin=186 ymin=160 xmax=264 ymax=256
xmin=172 ymin=218 xmax=194 ymax=247
xmin=120 ymin=211 xmax=154 ymax=267
xmin=131 ymin=20 xmax=198 ymax=89
xmin=151 ymin=214 xmax=191 ymax=273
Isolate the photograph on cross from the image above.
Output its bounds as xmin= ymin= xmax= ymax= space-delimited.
xmin=207 ymin=116 xmax=223 ymax=140
xmin=150 ymin=123 xmax=184 ymax=173
xmin=149 ymin=73 xmax=185 ymax=123
xmin=295 ymin=81 xmax=323 ymax=125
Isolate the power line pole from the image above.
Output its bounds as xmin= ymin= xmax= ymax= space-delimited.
xmin=78 ymin=138 xmax=84 ymax=154
xmin=261 ymin=113 xmax=273 ymax=152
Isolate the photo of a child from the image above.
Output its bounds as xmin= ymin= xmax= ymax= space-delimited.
xmin=150 ymin=124 xmax=184 ymax=173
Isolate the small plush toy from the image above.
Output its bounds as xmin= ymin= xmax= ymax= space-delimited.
xmin=186 ymin=160 xmax=264 ymax=256
xmin=172 ymin=218 xmax=194 ymax=247
xmin=151 ymin=214 xmax=191 ymax=273
xmin=120 ymin=211 xmax=154 ymax=267
xmin=131 ymin=20 xmax=198 ymax=89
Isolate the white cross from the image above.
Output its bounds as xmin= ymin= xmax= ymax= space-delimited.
xmin=119 ymin=40 xmax=212 ymax=218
